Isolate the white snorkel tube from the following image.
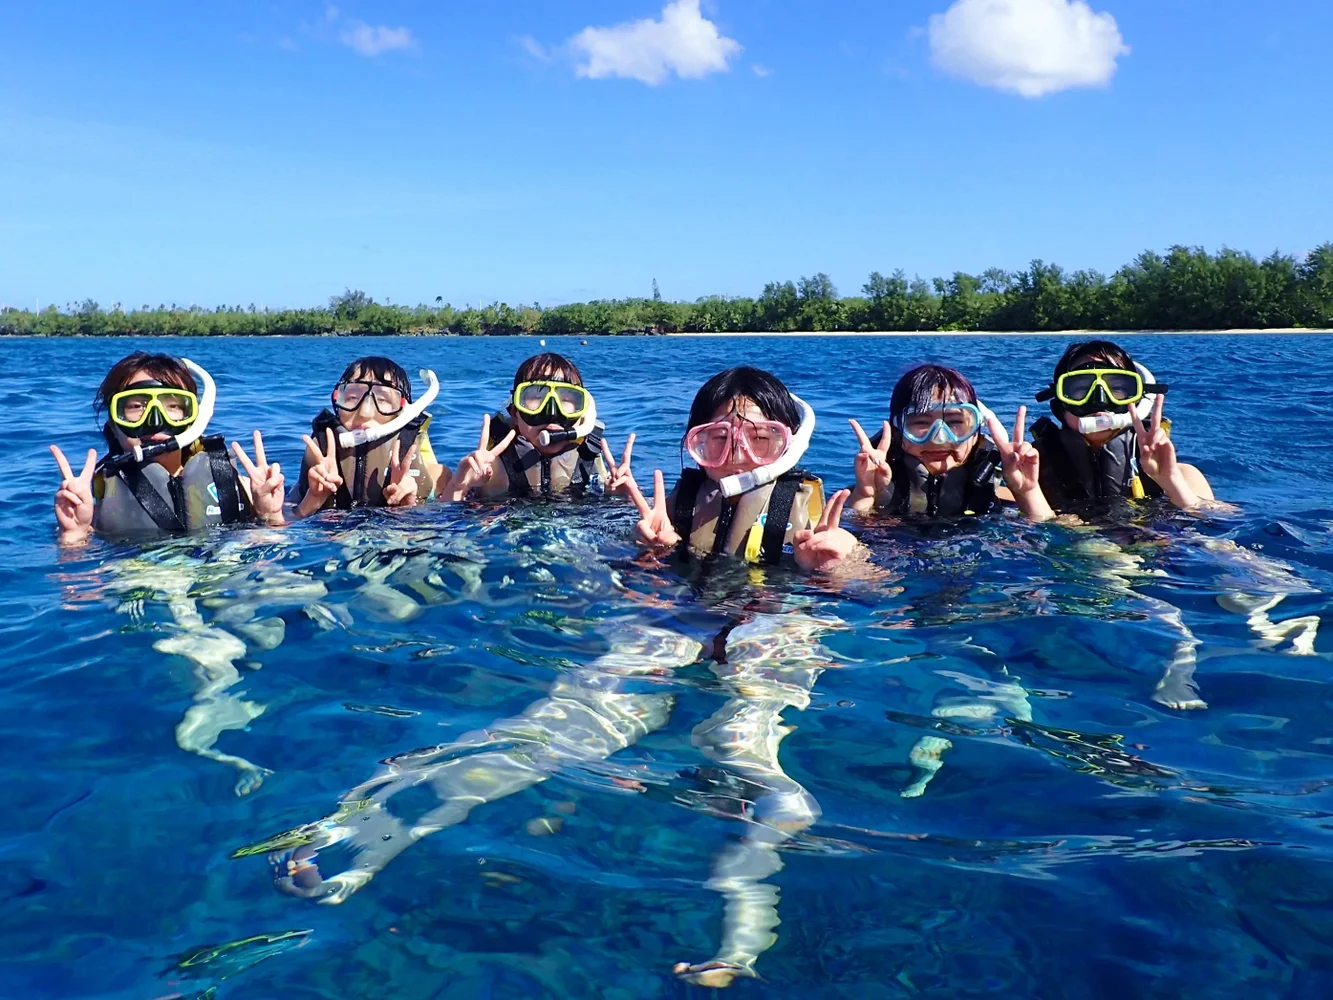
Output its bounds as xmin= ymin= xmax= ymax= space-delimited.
xmin=336 ymin=369 xmax=439 ymax=449
xmin=718 ymin=392 xmax=816 ymax=498
xmin=103 ymin=357 xmax=217 ymax=471
xmin=1074 ymin=362 xmax=1161 ymax=435
xmin=537 ymin=392 xmax=600 ymax=447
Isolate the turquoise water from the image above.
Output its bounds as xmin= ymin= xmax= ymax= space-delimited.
xmin=4 ymin=333 xmax=1333 ymax=999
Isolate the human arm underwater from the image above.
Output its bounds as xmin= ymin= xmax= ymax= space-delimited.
xmin=985 ymin=407 xmax=1056 ymax=523
xmin=49 ymin=445 xmax=97 ymax=547
xmin=442 ymin=414 xmax=517 ymax=502
xmin=1130 ymin=395 xmax=1215 ymax=509
xmin=848 ymin=419 xmax=893 ymax=513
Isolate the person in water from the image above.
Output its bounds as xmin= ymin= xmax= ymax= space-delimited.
xmin=293 ymin=356 xmax=448 ymax=516
xmin=444 ymin=352 xmax=623 ymax=501
xmin=848 ymin=363 xmax=1054 ymax=522
xmin=1030 ymin=340 xmax=1214 ymax=512
xmin=630 ymin=365 xmax=862 ymax=571
xmin=50 ymin=351 xmax=284 ymax=545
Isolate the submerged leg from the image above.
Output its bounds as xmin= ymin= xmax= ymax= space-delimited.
xmin=243 ymin=623 xmax=702 ymax=903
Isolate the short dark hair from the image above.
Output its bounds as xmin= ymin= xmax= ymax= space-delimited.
xmin=95 ymin=352 xmax=196 ymax=419
xmin=339 ymin=356 xmax=413 ymax=402
xmin=1054 ymin=339 xmax=1136 ymax=377
xmin=686 ymin=366 xmax=802 ymax=431
xmin=889 ymin=364 xmax=977 ymax=424
xmin=514 ymin=353 xmax=582 ymax=388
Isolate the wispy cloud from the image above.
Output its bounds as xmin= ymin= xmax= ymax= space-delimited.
xmin=566 ymin=0 xmax=741 ymax=86
xmin=928 ymin=0 xmax=1128 ymax=98
xmin=515 ymin=34 xmax=552 ymax=63
xmin=340 ymin=21 xmax=416 ymax=57
xmin=751 ymin=64 xmax=771 ymax=78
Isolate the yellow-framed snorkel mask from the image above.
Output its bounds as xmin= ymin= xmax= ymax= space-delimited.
xmin=1053 ymin=368 xmax=1147 ymax=408
xmin=511 ymin=381 xmax=591 ymax=425
xmin=108 ymin=381 xmax=199 ymax=433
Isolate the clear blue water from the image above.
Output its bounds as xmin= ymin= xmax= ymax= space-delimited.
xmin=4 ymin=333 xmax=1333 ymax=999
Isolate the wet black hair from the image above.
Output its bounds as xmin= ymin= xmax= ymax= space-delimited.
xmin=513 ymin=353 xmax=583 ymax=388
xmin=95 ymin=352 xmax=197 ymax=420
xmin=686 ymin=366 xmax=802 ymax=431
xmin=1053 ymin=339 xmax=1136 ymax=377
xmin=339 ymin=356 xmax=413 ymax=402
xmin=889 ymin=365 xmax=977 ymax=425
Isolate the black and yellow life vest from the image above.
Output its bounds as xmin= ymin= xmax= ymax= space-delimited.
xmin=296 ymin=410 xmax=436 ymax=511
xmin=93 ymin=434 xmax=250 ymax=538
xmin=1031 ymin=416 xmax=1164 ymax=507
xmin=880 ymin=438 xmax=1000 ymax=517
xmin=669 ymin=467 xmax=825 ymax=565
xmin=488 ymin=411 xmax=607 ymax=498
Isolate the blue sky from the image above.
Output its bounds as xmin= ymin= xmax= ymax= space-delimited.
xmin=3 ymin=0 xmax=1332 ymax=311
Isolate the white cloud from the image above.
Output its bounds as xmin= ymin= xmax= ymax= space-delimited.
xmin=751 ymin=64 xmax=771 ymax=77
xmin=516 ymin=34 xmax=551 ymax=63
xmin=569 ymin=0 xmax=741 ymax=85
xmin=928 ymin=0 xmax=1129 ymax=98
xmin=340 ymin=21 xmax=416 ymax=57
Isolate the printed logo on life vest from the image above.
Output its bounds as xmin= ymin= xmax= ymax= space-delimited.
xmin=208 ymin=483 xmax=219 ymax=502
xmin=206 ymin=482 xmax=221 ymax=516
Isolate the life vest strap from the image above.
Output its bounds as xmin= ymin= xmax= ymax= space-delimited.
xmin=120 ymin=463 xmax=188 ymax=535
xmin=201 ymin=435 xmax=245 ymax=524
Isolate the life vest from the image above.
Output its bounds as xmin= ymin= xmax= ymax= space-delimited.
xmin=93 ymin=434 xmax=250 ymax=538
xmin=296 ymin=410 xmax=437 ymax=511
xmin=1031 ymin=415 xmax=1165 ymax=507
xmin=488 ymin=411 xmax=607 ymax=498
xmin=669 ymin=468 xmax=825 ymax=565
xmin=880 ymin=438 xmax=1000 ymax=517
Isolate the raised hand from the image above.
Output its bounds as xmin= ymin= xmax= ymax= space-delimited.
xmin=447 ymin=414 xmax=517 ymax=501
xmin=300 ymin=426 xmax=344 ymax=511
xmin=1130 ymin=394 xmax=1178 ymax=482
xmin=627 ymin=469 xmax=681 ymax=548
xmin=381 ymin=438 xmax=420 ymax=507
xmin=51 ymin=444 xmax=97 ymax=543
xmin=232 ymin=430 xmax=286 ymax=522
xmin=600 ymin=433 xmax=637 ymax=497
xmin=849 ymin=418 xmax=892 ymax=511
xmin=985 ymin=406 xmax=1053 ymax=522
xmin=793 ymin=488 xmax=859 ymax=571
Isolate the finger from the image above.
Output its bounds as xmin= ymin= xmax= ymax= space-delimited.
xmin=793 ymin=529 xmax=814 ymax=546
xmin=231 ymin=441 xmax=259 ymax=478
xmin=1151 ymin=393 xmax=1164 ymax=435
xmin=984 ymin=413 xmax=1011 ymax=450
xmin=325 ymin=426 xmax=337 ymax=461
xmin=600 ymin=439 xmax=617 ymax=469
xmin=848 ymin=418 xmax=873 ymax=452
xmin=79 ymin=448 xmax=98 ymax=482
xmin=823 ymin=488 xmax=850 ymax=530
xmin=268 ymin=461 xmax=281 ymax=484
xmin=57 ymin=488 xmax=86 ymax=507
xmin=403 ymin=442 xmax=418 ymax=471
xmin=1013 ymin=405 xmax=1027 ymax=446
xmin=625 ymin=479 xmax=653 ymax=520
xmin=390 ymin=438 xmax=402 ymax=473
xmin=1129 ymin=402 xmax=1147 ymax=439
xmin=881 ymin=421 xmax=893 ymax=454
xmin=479 ymin=413 xmax=491 ymax=452
xmin=490 ymin=429 xmax=517 ymax=457
xmin=302 ymin=434 xmax=323 ymax=462
xmin=622 ymin=433 xmax=635 ymax=467
xmin=652 ymin=470 xmax=667 ymax=513
xmin=252 ymin=430 xmax=267 ymax=469
xmin=50 ymin=445 xmax=74 ymax=481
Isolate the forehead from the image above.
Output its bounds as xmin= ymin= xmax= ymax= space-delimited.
xmin=709 ymin=396 xmax=765 ymax=421
xmin=347 ymin=366 xmax=398 ymax=384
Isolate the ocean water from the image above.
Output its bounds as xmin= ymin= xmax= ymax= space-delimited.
xmin=3 ymin=333 xmax=1333 ymax=1000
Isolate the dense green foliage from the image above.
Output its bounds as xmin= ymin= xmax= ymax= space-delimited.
xmin=5 ymin=244 xmax=1332 ymax=337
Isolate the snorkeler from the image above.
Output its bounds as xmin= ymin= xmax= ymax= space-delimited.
xmin=49 ymin=351 xmax=284 ymax=545
xmin=1029 ymin=340 xmax=1214 ymax=512
xmin=444 ymin=353 xmax=616 ymax=501
xmin=292 ymin=356 xmax=447 ymax=516
xmin=848 ymin=363 xmax=1054 ymax=522
xmin=629 ymin=366 xmax=862 ymax=571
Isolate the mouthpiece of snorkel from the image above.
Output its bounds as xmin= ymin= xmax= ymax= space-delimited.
xmin=1073 ymin=363 xmax=1162 ymax=435
xmin=336 ymin=369 xmax=439 ymax=449
xmin=99 ymin=358 xmax=217 ymax=473
xmin=536 ymin=391 xmax=598 ymax=448
xmin=718 ymin=392 xmax=816 ymax=498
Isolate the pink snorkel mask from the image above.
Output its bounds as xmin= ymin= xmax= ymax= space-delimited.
xmin=686 ymin=418 xmax=792 ymax=469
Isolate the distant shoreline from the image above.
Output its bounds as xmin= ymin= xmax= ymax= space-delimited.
xmin=667 ymin=328 xmax=1333 ymax=337
xmin=3 ymin=328 xmax=1332 ymax=340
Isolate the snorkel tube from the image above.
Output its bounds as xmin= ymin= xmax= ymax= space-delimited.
xmin=718 ymin=392 xmax=816 ymax=498
xmin=537 ymin=392 xmax=599 ymax=448
xmin=336 ymin=369 xmax=439 ymax=449
xmin=1073 ymin=363 xmax=1163 ymax=435
xmin=99 ymin=358 xmax=216 ymax=473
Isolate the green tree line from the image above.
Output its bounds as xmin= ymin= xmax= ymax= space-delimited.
xmin=4 ymin=243 xmax=1331 ymax=337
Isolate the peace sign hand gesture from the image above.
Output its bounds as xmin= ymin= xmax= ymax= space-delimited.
xmin=50 ymin=444 xmax=97 ymax=543
xmin=849 ymin=419 xmax=892 ymax=512
xmin=985 ymin=406 xmax=1053 ymax=522
xmin=231 ymin=430 xmax=286 ymax=522
xmin=599 ymin=433 xmax=637 ymax=497
xmin=1130 ymin=394 xmax=1202 ymax=509
xmin=793 ymin=488 xmax=859 ymax=571
xmin=446 ymin=414 xmax=517 ymax=501
xmin=381 ymin=438 xmax=420 ymax=507
xmin=296 ymin=426 xmax=344 ymax=517
xmin=626 ymin=469 xmax=682 ymax=548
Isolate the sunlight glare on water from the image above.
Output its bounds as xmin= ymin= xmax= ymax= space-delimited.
xmin=3 ymin=334 xmax=1333 ymax=999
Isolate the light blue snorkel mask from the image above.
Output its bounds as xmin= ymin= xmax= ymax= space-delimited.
xmin=896 ymin=401 xmax=995 ymax=446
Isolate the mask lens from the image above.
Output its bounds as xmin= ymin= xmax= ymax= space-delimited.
xmin=369 ymin=384 xmax=405 ymax=414
xmin=943 ymin=405 xmax=979 ymax=438
xmin=687 ymin=423 xmax=733 ymax=467
xmin=552 ymin=386 xmax=587 ymax=417
xmin=159 ymin=391 xmax=195 ymax=424
xmin=743 ymin=422 xmax=788 ymax=463
xmin=1059 ymin=372 xmax=1098 ymax=405
xmin=334 ymin=382 xmax=369 ymax=410
xmin=114 ymin=394 xmax=149 ymax=426
xmin=1100 ymin=372 xmax=1142 ymax=403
